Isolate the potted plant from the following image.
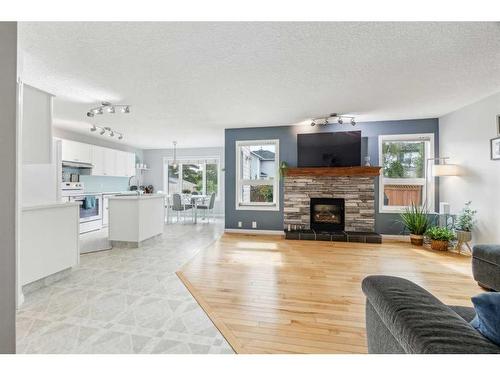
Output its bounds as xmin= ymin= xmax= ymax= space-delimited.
xmin=399 ymin=203 xmax=430 ymax=246
xmin=425 ymin=226 xmax=455 ymax=251
xmin=455 ymin=201 xmax=477 ymax=243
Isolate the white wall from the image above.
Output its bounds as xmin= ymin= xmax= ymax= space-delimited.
xmin=439 ymin=91 xmax=500 ymax=244
xmin=142 ymin=147 xmax=225 ymax=215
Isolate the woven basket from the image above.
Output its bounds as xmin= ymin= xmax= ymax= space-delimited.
xmin=431 ymin=239 xmax=449 ymax=251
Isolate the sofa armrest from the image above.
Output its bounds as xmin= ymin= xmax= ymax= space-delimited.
xmin=362 ymin=275 xmax=500 ymax=354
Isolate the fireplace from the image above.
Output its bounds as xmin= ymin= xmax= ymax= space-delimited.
xmin=310 ymin=198 xmax=345 ymax=232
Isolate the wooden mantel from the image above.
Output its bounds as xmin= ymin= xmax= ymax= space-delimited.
xmin=285 ymin=166 xmax=382 ymax=177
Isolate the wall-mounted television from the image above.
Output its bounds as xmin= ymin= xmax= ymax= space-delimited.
xmin=297 ymin=131 xmax=362 ymax=167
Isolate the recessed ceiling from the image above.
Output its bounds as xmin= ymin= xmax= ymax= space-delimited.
xmin=18 ymin=22 xmax=500 ymax=149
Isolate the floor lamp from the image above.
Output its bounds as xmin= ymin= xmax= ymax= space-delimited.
xmin=425 ymin=157 xmax=461 ymax=213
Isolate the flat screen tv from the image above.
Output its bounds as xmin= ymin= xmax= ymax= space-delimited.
xmin=297 ymin=131 xmax=362 ymax=167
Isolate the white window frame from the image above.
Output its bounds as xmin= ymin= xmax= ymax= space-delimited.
xmin=235 ymin=139 xmax=280 ymax=211
xmin=163 ymin=156 xmax=221 ymax=201
xmin=378 ymin=133 xmax=435 ymax=213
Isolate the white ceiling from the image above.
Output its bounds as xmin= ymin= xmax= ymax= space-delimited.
xmin=18 ymin=22 xmax=500 ymax=149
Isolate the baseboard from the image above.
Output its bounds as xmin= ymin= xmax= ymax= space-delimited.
xmin=381 ymin=234 xmax=409 ymax=241
xmin=224 ymin=228 xmax=284 ymax=235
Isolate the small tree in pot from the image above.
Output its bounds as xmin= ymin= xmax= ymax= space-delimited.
xmin=399 ymin=203 xmax=430 ymax=246
xmin=425 ymin=226 xmax=455 ymax=251
xmin=455 ymin=201 xmax=477 ymax=243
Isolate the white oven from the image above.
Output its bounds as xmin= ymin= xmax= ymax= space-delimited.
xmin=61 ymin=183 xmax=103 ymax=233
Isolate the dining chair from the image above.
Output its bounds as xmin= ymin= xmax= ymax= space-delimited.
xmin=197 ymin=192 xmax=216 ymax=222
xmin=172 ymin=193 xmax=193 ymax=223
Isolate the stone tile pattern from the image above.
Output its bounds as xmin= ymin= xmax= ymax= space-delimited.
xmin=283 ymin=176 xmax=376 ymax=232
xmin=16 ymin=220 xmax=234 ymax=354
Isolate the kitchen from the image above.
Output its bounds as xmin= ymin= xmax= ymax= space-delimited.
xmin=19 ymin=84 xmax=166 ymax=304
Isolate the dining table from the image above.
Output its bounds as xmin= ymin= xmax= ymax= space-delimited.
xmin=188 ymin=194 xmax=209 ymax=224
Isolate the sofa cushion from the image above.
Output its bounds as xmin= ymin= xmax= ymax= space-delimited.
xmin=473 ymin=245 xmax=500 ymax=267
xmin=470 ymin=292 xmax=500 ymax=346
xmin=362 ymin=275 xmax=500 ymax=353
xmin=448 ymin=305 xmax=476 ymax=323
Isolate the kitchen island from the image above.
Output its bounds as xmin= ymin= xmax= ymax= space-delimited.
xmin=108 ymin=194 xmax=165 ymax=247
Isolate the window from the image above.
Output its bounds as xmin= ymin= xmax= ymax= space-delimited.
xmin=378 ymin=134 xmax=435 ymax=213
xmin=235 ymin=140 xmax=280 ymax=211
xmin=164 ymin=157 xmax=220 ymax=198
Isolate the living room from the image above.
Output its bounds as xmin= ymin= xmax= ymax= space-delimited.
xmin=1 ymin=1 xmax=500 ymax=373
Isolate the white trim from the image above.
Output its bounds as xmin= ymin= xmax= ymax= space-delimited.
xmin=235 ymin=139 xmax=280 ymax=211
xmin=225 ymin=228 xmax=284 ymax=235
xmin=378 ymin=133 xmax=435 ymax=213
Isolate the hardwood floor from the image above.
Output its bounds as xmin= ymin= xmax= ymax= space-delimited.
xmin=177 ymin=234 xmax=480 ymax=354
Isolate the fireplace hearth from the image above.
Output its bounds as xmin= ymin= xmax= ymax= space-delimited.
xmin=310 ymin=198 xmax=345 ymax=232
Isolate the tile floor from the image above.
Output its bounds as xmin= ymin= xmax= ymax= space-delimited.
xmin=16 ymin=219 xmax=234 ymax=354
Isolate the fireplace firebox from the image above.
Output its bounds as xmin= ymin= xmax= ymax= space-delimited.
xmin=310 ymin=198 xmax=345 ymax=232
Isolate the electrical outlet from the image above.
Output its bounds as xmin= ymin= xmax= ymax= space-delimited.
xmin=252 ymin=221 xmax=257 ymax=229
xmin=238 ymin=221 xmax=242 ymax=228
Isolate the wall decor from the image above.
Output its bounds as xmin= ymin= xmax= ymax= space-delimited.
xmin=491 ymin=136 xmax=500 ymax=160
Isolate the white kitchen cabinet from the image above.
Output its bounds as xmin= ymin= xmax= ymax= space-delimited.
xmin=115 ymin=150 xmax=128 ymax=177
xmin=126 ymin=152 xmax=136 ymax=177
xmin=61 ymin=139 xmax=92 ymax=164
xmin=103 ymin=147 xmax=117 ymax=176
xmin=91 ymin=146 xmax=106 ymax=176
xmin=102 ymin=194 xmax=111 ymax=226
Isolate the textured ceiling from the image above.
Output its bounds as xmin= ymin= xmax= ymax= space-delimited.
xmin=18 ymin=22 xmax=500 ymax=149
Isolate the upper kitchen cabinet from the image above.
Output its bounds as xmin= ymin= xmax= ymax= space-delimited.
xmin=61 ymin=139 xmax=92 ymax=164
xmin=91 ymin=146 xmax=106 ymax=175
xmin=22 ymin=84 xmax=54 ymax=164
xmin=126 ymin=152 xmax=136 ymax=177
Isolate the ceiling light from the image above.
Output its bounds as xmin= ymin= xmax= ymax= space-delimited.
xmin=310 ymin=121 xmax=316 ymax=127
xmin=90 ymin=125 xmax=97 ymax=132
xmin=324 ymin=119 xmax=329 ymax=125
xmin=109 ymin=131 xmax=114 ymax=137
xmin=123 ymin=106 xmax=130 ymax=114
xmin=99 ymin=128 xmax=106 ymax=135
xmin=351 ymin=118 xmax=356 ymax=126
xmin=338 ymin=117 xmax=343 ymax=125
xmin=118 ymin=134 xmax=123 ymax=140
xmin=107 ymin=106 xmax=115 ymax=114
xmin=87 ymin=111 xmax=94 ymax=117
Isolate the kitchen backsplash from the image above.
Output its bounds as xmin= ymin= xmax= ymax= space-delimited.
xmin=80 ymin=175 xmax=130 ymax=193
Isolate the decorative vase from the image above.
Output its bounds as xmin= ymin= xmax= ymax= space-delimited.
xmin=431 ymin=239 xmax=449 ymax=251
xmin=410 ymin=234 xmax=424 ymax=246
xmin=456 ymin=230 xmax=472 ymax=242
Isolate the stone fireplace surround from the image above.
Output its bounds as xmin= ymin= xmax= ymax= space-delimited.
xmin=284 ymin=174 xmax=376 ymax=233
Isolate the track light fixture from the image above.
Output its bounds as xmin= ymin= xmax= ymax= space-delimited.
xmin=309 ymin=113 xmax=356 ymax=127
xmin=90 ymin=125 xmax=124 ymax=140
xmin=86 ymin=102 xmax=131 ymax=118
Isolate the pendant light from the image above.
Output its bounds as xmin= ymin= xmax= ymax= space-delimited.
xmin=172 ymin=141 xmax=178 ymax=168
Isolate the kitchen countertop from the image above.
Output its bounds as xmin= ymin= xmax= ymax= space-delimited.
xmin=23 ymin=201 xmax=80 ymax=211
xmin=108 ymin=193 xmax=166 ymax=201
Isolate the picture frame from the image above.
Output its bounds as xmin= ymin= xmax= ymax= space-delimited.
xmin=491 ymin=136 xmax=500 ymax=160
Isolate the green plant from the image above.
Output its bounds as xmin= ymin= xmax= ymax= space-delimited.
xmin=399 ymin=203 xmax=430 ymax=235
xmin=455 ymin=201 xmax=477 ymax=232
xmin=385 ymin=160 xmax=405 ymax=178
xmin=425 ymin=226 xmax=455 ymax=241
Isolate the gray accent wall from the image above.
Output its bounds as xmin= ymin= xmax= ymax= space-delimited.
xmin=225 ymin=118 xmax=439 ymax=234
xmin=0 ymin=22 xmax=17 ymax=353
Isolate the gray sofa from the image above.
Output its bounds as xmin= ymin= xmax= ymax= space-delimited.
xmin=472 ymin=244 xmax=500 ymax=291
xmin=362 ymin=275 xmax=500 ymax=354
